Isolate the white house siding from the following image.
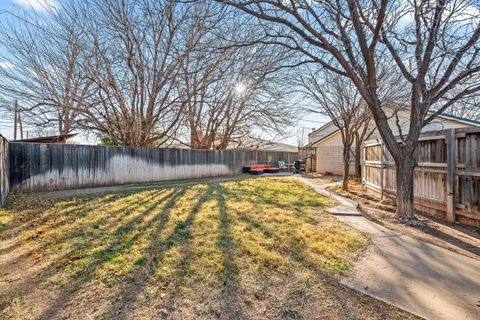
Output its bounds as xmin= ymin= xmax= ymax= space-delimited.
xmin=315 ymin=133 xmax=355 ymax=175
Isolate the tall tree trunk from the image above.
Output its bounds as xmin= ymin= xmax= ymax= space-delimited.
xmin=342 ymin=151 xmax=350 ymax=191
xmin=354 ymin=146 xmax=361 ymax=179
xmin=394 ymin=155 xmax=416 ymax=221
xmin=190 ymin=127 xmax=200 ymax=149
xmin=58 ymin=116 xmax=63 ymax=135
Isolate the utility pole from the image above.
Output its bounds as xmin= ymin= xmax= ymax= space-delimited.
xmin=13 ymin=100 xmax=18 ymax=140
xmin=18 ymin=108 xmax=23 ymax=139
xmin=13 ymin=100 xmax=23 ymax=140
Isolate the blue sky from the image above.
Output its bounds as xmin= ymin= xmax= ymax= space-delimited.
xmin=0 ymin=0 xmax=56 ymax=12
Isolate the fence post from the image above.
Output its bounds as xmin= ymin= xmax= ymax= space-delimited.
xmin=361 ymin=143 xmax=365 ymax=184
xmin=446 ymin=129 xmax=456 ymax=223
xmin=0 ymin=135 xmax=9 ymax=205
xmin=380 ymin=141 xmax=384 ymax=200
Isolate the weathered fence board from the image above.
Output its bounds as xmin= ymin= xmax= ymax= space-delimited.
xmin=0 ymin=135 xmax=9 ymax=204
xmin=362 ymin=128 xmax=480 ymax=228
xmin=9 ymin=143 xmax=298 ymax=193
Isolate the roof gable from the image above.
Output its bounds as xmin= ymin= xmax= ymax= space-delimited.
xmin=307 ymin=128 xmax=340 ymax=147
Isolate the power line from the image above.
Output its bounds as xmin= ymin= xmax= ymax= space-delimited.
xmin=298 ymin=118 xmax=329 ymax=124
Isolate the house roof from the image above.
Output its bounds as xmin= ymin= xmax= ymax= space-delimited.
xmin=309 ymin=121 xmax=337 ymax=137
xmin=226 ymin=136 xmax=298 ymax=152
xmin=427 ymin=111 xmax=480 ymax=126
xmin=169 ymin=139 xmax=298 ymax=152
xmin=307 ymin=110 xmax=479 ymax=147
xmin=13 ymin=133 xmax=77 ymax=144
xmin=304 ymin=129 xmax=340 ymax=148
xmin=255 ymin=141 xmax=298 ymax=152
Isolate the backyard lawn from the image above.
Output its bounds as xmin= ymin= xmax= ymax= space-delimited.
xmin=0 ymin=177 xmax=414 ymax=319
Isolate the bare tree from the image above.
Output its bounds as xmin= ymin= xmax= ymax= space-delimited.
xmin=179 ymin=46 xmax=294 ymax=149
xmin=219 ymin=0 xmax=480 ymax=223
xmin=297 ymin=60 xmax=405 ymax=182
xmin=0 ymin=1 xmax=200 ymax=145
xmin=69 ymin=0 xmax=202 ymax=147
xmin=299 ymin=70 xmax=372 ymax=190
xmin=0 ymin=0 xmax=295 ymax=147
xmin=176 ymin=7 xmax=295 ymax=149
xmin=0 ymin=6 xmax=92 ymax=135
xmin=445 ymin=99 xmax=480 ymax=121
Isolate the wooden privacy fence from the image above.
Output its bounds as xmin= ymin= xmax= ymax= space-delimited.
xmin=0 ymin=135 xmax=9 ymax=204
xmin=9 ymin=142 xmax=298 ymax=193
xmin=362 ymin=128 xmax=480 ymax=228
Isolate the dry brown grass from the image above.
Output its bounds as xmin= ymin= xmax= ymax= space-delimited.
xmin=0 ymin=177 xmax=416 ymax=319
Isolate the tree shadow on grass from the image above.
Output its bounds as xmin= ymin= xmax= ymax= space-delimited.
xmin=149 ymin=183 xmax=245 ymax=320
xmin=0 ymin=192 xmax=128 ymax=256
xmin=1 ymin=190 xmax=167 ymax=309
xmin=231 ymin=200 xmax=376 ymax=319
xmin=0 ymin=189 xmax=168 ymax=296
xmin=215 ymin=183 xmax=245 ymax=320
xmin=35 ymin=187 xmax=188 ymax=319
xmin=104 ymin=184 xmax=215 ymax=319
xmin=0 ymin=190 xmax=163 ymax=262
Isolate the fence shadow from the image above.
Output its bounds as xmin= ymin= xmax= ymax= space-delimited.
xmin=412 ymin=223 xmax=480 ymax=257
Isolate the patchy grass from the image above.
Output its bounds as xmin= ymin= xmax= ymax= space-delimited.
xmin=1 ymin=295 xmax=35 ymax=320
xmin=0 ymin=177 xmax=415 ymax=319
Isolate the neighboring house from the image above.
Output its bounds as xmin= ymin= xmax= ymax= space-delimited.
xmin=170 ymin=138 xmax=298 ymax=153
xmin=250 ymin=140 xmax=298 ymax=153
xmin=224 ymin=136 xmax=298 ymax=152
xmin=306 ymin=108 xmax=480 ymax=175
xmin=13 ymin=133 xmax=77 ymax=144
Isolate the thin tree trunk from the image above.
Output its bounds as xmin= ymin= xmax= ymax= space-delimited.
xmin=394 ymin=156 xmax=416 ymax=222
xmin=58 ymin=116 xmax=63 ymax=135
xmin=14 ymin=101 xmax=18 ymax=140
xmin=18 ymin=112 xmax=23 ymax=139
xmin=354 ymin=147 xmax=361 ymax=179
xmin=342 ymin=151 xmax=350 ymax=191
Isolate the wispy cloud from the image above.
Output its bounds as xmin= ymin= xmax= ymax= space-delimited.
xmin=0 ymin=61 xmax=15 ymax=69
xmin=11 ymin=0 xmax=56 ymax=11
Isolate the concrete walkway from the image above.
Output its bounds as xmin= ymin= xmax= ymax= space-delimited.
xmin=298 ymin=177 xmax=480 ymax=320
